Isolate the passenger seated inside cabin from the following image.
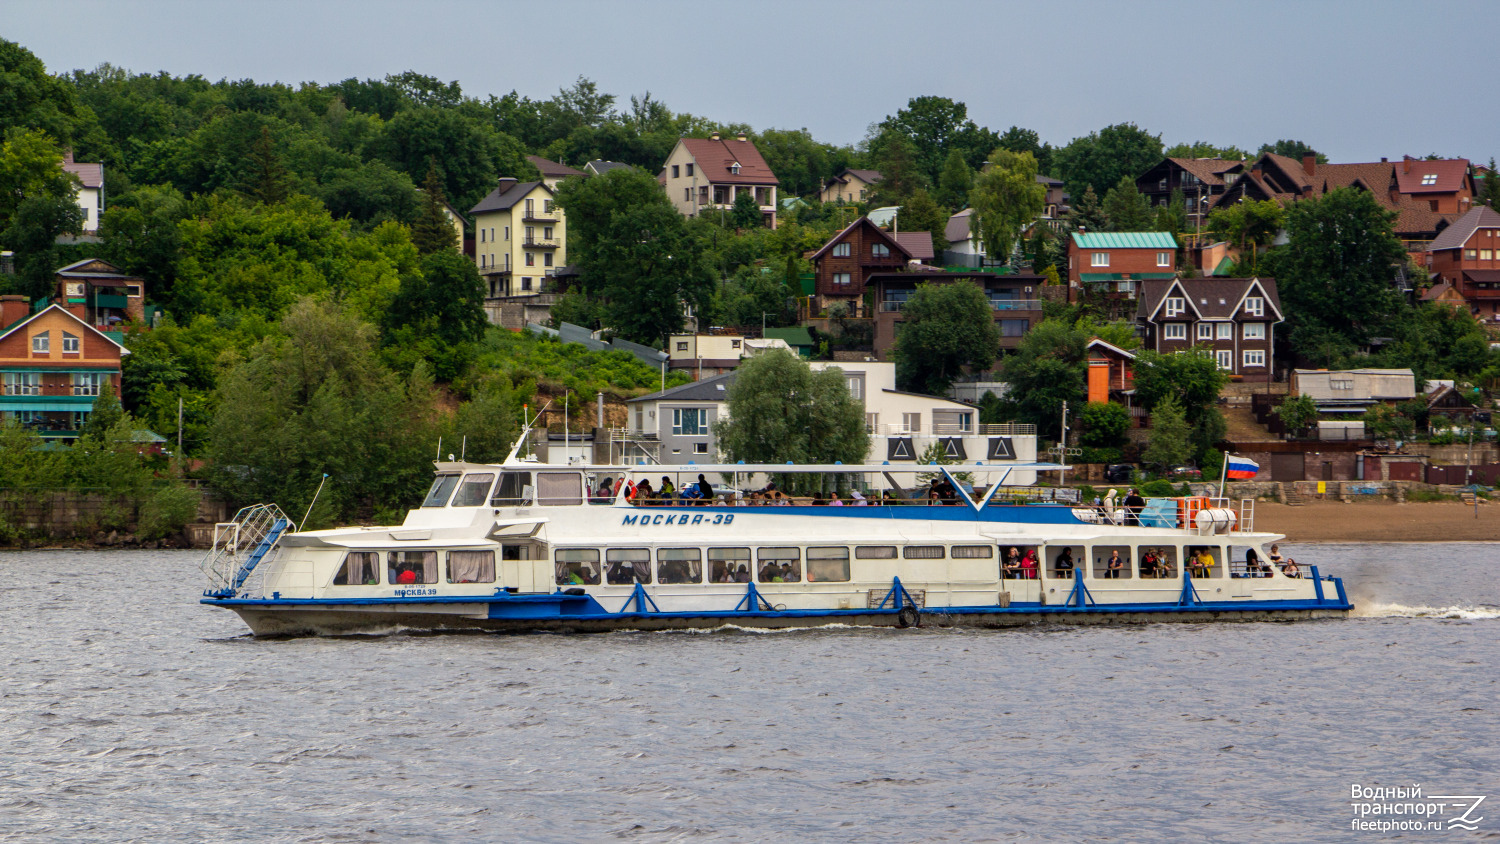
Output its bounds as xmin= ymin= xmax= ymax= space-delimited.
xmin=606 ymin=550 xmax=651 ymax=585
xmin=1189 ymin=548 xmax=1214 ymax=578
xmin=1003 ymin=547 xmax=1022 ymax=578
xmin=696 ymin=474 xmax=713 ymax=503
xmin=1268 ymin=544 xmax=1284 ymax=566
xmin=734 ymin=564 xmax=751 ymax=583
xmin=396 ymin=566 xmax=417 ymax=584
xmin=659 ymin=477 xmax=675 ymax=502
xmin=1053 ymin=548 xmax=1075 ymax=579
xmin=633 ymin=479 xmax=653 ymax=503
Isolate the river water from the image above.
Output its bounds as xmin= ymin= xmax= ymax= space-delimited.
xmin=1 ymin=544 xmax=1497 ymax=843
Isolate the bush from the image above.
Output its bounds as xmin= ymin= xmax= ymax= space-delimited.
xmin=1078 ymin=446 xmax=1123 ymax=464
xmin=138 ymin=484 xmax=201 ymax=540
xmin=1140 ymin=479 xmax=1178 ymax=497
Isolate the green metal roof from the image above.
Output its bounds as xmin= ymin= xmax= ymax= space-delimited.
xmin=1212 ymin=256 xmax=1236 ymax=276
xmin=1071 ymin=232 xmax=1178 ymax=249
xmin=763 ymin=326 xmax=814 ymax=351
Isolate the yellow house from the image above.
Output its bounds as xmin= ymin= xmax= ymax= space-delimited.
xmin=819 ymin=168 xmax=882 ymax=205
xmin=469 ymin=179 xmax=566 ymax=298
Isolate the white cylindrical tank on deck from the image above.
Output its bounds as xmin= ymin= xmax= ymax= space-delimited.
xmin=1194 ymin=508 xmax=1238 ymax=534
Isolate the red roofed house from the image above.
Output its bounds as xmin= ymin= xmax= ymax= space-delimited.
xmin=61 ymin=150 xmax=104 ymax=234
xmin=1424 ymin=205 xmax=1500 ymax=324
xmin=809 ymin=216 xmax=932 ymax=315
xmin=0 ymin=299 xmax=127 ymax=440
xmin=659 ymin=132 xmax=779 ymax=228
xmin=1210 ymin=153 xmax=1477 ymax=254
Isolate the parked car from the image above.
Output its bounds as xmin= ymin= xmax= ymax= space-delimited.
xmin=1169 ymin=466 xmax=1202 ymax=479
xmin=1104 ymin=464 xmax=1135 ymax=483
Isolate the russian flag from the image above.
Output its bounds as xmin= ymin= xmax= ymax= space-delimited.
xmin=1225 ymin=455 xmax=1259 ymax=479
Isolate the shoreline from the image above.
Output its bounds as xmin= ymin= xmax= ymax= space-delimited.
xmin=1252 ymin=500 xmax=1496 ymax=543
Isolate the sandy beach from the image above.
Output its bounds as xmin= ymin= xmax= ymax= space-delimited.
xmin=1253 ymin=500 xmax=1498 ymax=542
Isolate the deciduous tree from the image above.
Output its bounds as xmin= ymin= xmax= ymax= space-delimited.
xmin=1054 ymin=123 xmax=1163 ymax=201
xmin=715 ymin=349 xmax=868 ymax=475
xmin=1143 ymin=396 xmax=1191 ymax=470
xmin=892 ymin=282 xmax=1001 ymax=395
xmin=896 ymin=188 xmax=949 ymax=254
xmin=968 ymin=148 xmax=1044 ymax=262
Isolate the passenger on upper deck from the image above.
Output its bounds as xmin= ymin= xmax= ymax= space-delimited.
xmin=695 ymin=474 xmax=713 ymax=502
xmin=659 ymin=477 xmax=675 ymax=502
xmin=1124 ymin=489 xmax=1145 ymax=526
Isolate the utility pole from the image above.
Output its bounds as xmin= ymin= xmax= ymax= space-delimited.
xmin=1059 ymin=400 xmax=1069 ymax=485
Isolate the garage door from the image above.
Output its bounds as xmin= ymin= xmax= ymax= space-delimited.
xmin=1270 ymin=453 xmax=1305 ymax=481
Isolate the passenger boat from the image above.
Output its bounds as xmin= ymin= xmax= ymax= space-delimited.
xmin=199 ymin=452 xmax=1352 ymax=636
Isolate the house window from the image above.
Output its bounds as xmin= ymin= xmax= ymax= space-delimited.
xmin=859 ymin=189 xmax=868 ymax=200
xmin=672 ymin=165 xmax=680 ymax=178
xmin=1243 ymin=350 xmax=1266 ymax=367
xmin=866 ymin=413 xmax=879 ymax=431
xmin=1243 ymin=323 xmax=1266 ymax=340
xmin=1245 ymin=296 xmax=1264 ymax=316
xmin=31 ymin=332 xmax=49 ymax=353
xmin=480 ymin=254 xmax=486 ymax=269
xmin=1164 ymin=323 xmax=1187 ymax=340
xmin=1158 ymin=178 xmax=1168 ymax=190
xmin=3 ymin=373 xmax=40 ymax=396
xmin=544 ymin=200 xmax=554 ymax=213
xmin=833 ymin=273 xmax=852 ymax=286
xmin=845 ymin=375 xmax=862 ymax=400
xmin=543 ymin=253 xmax=553 ymax=267
xmin=686 ymin=163 xmax=694 ymax=177
xmin=72 ymin=372 xmax=105 ymax=396
xmin=1215 ymin=350 xmax=1232 ymax=370
xmin=684 ymin=187 xmax=691 ymax=201
xmin=677 ymin=342 xmax=689 ymax=352
xmin=525 ymin=253 xmax=535 ymax=267
xmin=543 ymin=226 xmax=553 ymax=240
xmin=480 ymin=228 xmax=486 ymax=243
xmin=672 ymin=408 xmax=707 ymax=436
xmin=833 ymin=243 xmax=850 ymax=257
xmin=1464 ymin=249 xmax=1478 ymax=260
xmin=872 ymin=243 xmax=890 ymax=258
xmin=1091 ymin=252 xmax=1110 ymax=267
xmin=694 ymin=442 xmax=708 ymax=454
xmin=730 ymin=163 xmax=741 ymax=175
xmin=1157 ymin=251 xmax=1171 ymax=267
xmin=1197 ymin=323 xmax=1214 ymax=341
xmin=730 ymin=339 xmax=741 ymax=349
xmin=1331 ymin=378 xmax=1353 ymax=391
xmin=525 ymin=199 xmax=534 ymax=217
xmin=1216 ymin=322 xmax=1232 ymax=340
xmin=62 ymin=332 xmax=79 ymax=353
xmin=126 ymin=285 xmax=141 ymax=298
xmin=901 ymin=412 xmax=921 ymax=433
xmin=521 ymin=277 xmax=532 ymax=291
xmin=1421 ymin=174 xmax=1438 ymax=186
xmin=1164 ymin=297 xmax=1185 ymax=317
xmin=503 ymin=226 xmax=508 ymax=241
xmin=1482 ymin=250 xmax=1494 ymax=261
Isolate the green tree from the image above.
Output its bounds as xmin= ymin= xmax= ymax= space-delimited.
xmin=1273 ymin=187 xmax=1405 ymax=355
xmin=1362 ymin=403 xmax=1415 ymax=441
xmin=1479 ymin=158 xmax=1499 ymax=208
xmin=968 ymin=148 xmax=1045 ymax=262
xmin=1101 ymin=175 xmax=1153 ymax=232
xmin=410 ymin=161 xmax=457 ymax=254
xmin=1131 ymin=348 xmax=1229 ymax=428
xmin=448 ymin=375 xmax=519 ymax=463
xmin=1054 ymin=123 xmax=1163 ymax=201
xmin=892 ymin=282 xmax=1001 ymax=395
xmin=730 ymin=189 xmax=762 ymax=229
xmin=896 ymin=188 xmax=949 ymax=254
xmin=1273 ymin=393 xmax=1318 ymax=435
xmin=1164 ymin=141 xmax=1249 ymax=161
xmin=0 ymin=128 xmax=80 ymax=232
xmin=1154 ymin=188 xmax=1188 ymax=237
xmin=936 ymin=148 xmax=973 ymax=210
xmin=81 ymin=379 xmax=126 ymax=439
xmin=1142 ymin=396 xmax=1191 ymax=470
xmin=0 ymin=40 xmax=96 ymax=148
xmin=1206 ymin=198 xmax=1285 ymax=272
xmin=755 ymin=127 xmax=833 ymax=198
xmin=244 ymin=126 xmax=290 ymax=204
xmin=876 ymin=96 xmax=997 ymax=184
xmin=715 ymin=349 xmax=868 ymax=484
xmin=3 ymin=194 xmax=84 ymax=300
xmin=1258 ymin=140 xmax=1326 ymax=164
xmin=996 ymin=126 xmax=1052 ymax=173
xmin=868 ymin=129 xmax=929 ymax=206
xmin=1066 ymin=185 xmax=1109 ymax=232
xmin=555 ymin=167 xmax=713 ymax=344
xmin=1079 ymin=401 xmax=1129 ymax=448
xmin=100 ymin=184 xmax=188 ymax=303
xmin=384 ymin=249 xmax=487 ymax=379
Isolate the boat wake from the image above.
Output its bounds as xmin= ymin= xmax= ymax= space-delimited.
xmin=1354 ymin=602 xmax=1500 ymax=620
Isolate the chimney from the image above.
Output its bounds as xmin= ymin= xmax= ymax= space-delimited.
xmin=62 ymin=149 xmax=74 ymax=165
xmin=735 ymin=132 xmax=747 ymax=142
xmin=495 ymin=177 xmax=518 ymax=192
xmin=1403 ymin=156 xmax=1412 ymax=174
xmin=709 ymin=131 xmax=720 ymax=141
xmin=1381 ymin=157 xmax=1388 ymax=163
xmin=0 ymin=295 xmax=29 ymax=329
xmin=1302 ymin=154 xmax=1315 ymax=176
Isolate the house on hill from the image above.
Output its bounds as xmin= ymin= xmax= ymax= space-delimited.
xmin=819 ymin=168 xmax=882 ymax=204
xmin=61 ymin=151 xmax=104 ymax=235
xmin=470 ymin=177 xmax=566 ymax=299
xmin=810 ymin=216 xmax=928 ymax=314
xmin=1067 ymin=231 xmax=1177 ymax=308
xmin=1135 ymin=157 xmax=1244 ymax=231
xmin=0 ymin=299 xmax=128 ymax=440
xmin=868 ymin=270 xmax=1043 ymax=359
xmin=54 ymin=258 xmax=146 ymax=328
xmin=1424 ymin=205 xmax=1500 ymax=323
xmin=659 ymin=132 xmax=779 ymax=227
xmin=1136 ymin=277 xmax=1282 ymax=381
xmin=526 ymin=155 xmax=586 ymax=189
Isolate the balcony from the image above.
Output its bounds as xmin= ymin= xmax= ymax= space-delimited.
xmin=523 ymin=237 xmax=560 ymax=248
xmin=880 ymin=299 xmax=1040 ymax=313
xmin=523 ymin=210 xmax=558 ymax=223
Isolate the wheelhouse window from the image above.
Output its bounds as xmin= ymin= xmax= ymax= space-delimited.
xmin=490 ymin=472 xmax=531 ymax=506
xmin=657 ymin=548 xmax=702 ymax=584
xmin=556 ymin=548 xmax=601 ymax=585
xmin=332 ymin=551 xmax=380 ymax=586
xmin=806 ymin=547 xmax=850 ymax=582
xmin=389 ymin=551 xmax=438 ymax=584
xmin=709 ymin=547 xmax=750 ymax=583
xmin=447 ymin=550 xmax=496 ymax=584
xmin=605 ymin=548 xmax=652 ymax=584
xmin=757 ymin=547 xmax=801 ymax=583
xmin=422 ymin=474 xmax=461 ymax=507
xmin=450 ymin=473 xmax=495 ymax=507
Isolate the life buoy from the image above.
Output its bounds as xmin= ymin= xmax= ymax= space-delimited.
xmin=897 ymin=605 xmax=920 ymax=629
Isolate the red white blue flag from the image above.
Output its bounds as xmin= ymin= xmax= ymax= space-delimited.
xmin=1225 ymin=455 xmax=1259 ymax=479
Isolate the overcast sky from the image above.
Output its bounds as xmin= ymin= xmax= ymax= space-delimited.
xmin=6 ymin=0 xmax=1493 ymax=164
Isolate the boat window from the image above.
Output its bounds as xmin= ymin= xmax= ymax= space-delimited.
xmin=757 ymin=547 xmax=801 ymax=583
xmin=491 ymin=472 xmax=531 ymax=507
xmin=1092 ymin=545 xmax=1132 ymax=580
xmin=537 ymin=472 xmax=584 ymax=506
xmin=1138 ymin=546 xmax=1177 ymax=579
xmin=709 ymin=547 xmax=750 ymax=583
xmin=1038 ymin=545 xmax=1075 ymax=580
xmin=1186 ymin=545 xmax=1224 ymax=579
xmin=606 ymin=548 xmax=652 ymax=585
xmin=806 ymin=547 xmax=850 ymax=583
xmin=903 ymin=545 xmax=945 ymax=559
xmin=389 ymin=551 xmax=438 ymax=584
xmin=447 ymin=550 xmax=496 ymax=583
xmin=422 ymin=474 xmax=461 ymax=508
xmin=1229 ymin=545 xmax=1271 ymax=578
xmin=951 ymin=545 xmax=993 ymax=559
xmin=450 ymin=473 xmax=495 ymax=507
xmin=656 ymin=548 xmax=702 ymax=584
xmin=332 ymin=551 xmax=380 ymax=586
xmin=501 ymin=542 xmax=534 ymax=561
xmin=856 ymin=545 xmax=897 ymax=559
xmin=555 ymin=548 xmax=601 ymax=585
xmin=1008 ymin=548 xmax=1044 ymax=581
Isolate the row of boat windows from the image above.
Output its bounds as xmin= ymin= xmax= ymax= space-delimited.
xmin=556 ymin=544 xmax=998 ymax=586
xmin=332 ymin=550 xmax=501 ymax=586
xmin=423 ymin=472 xmax=580 ymax=508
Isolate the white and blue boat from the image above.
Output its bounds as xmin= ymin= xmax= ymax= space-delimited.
xmin=200 ymin=454 xmax=1351 ymax=636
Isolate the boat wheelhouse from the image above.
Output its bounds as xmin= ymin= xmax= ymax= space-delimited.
xmin=201 ymin=459 xmax=1351 ymax=636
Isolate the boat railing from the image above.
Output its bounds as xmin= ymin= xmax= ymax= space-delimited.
xmin=200 ymin=503 xmax=294 ymax=598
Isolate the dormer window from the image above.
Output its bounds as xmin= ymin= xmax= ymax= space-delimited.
xmin=1245 ymin=296 xmax=1264 ymax=316
xmin=730 ymin=162 xmax=741 ymax=175
xmin=1421 ymin=174 xmax=1438 ymax=186
xmin=1164 ymin=297 xmax=1185 ymax=317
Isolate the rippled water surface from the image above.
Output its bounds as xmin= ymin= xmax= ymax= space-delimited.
xmin=2 ymin=543 xmax=1498 ymax=843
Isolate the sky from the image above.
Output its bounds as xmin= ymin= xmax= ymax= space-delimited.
xmin=5 ymin=0 xmax=1494 ymax=164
